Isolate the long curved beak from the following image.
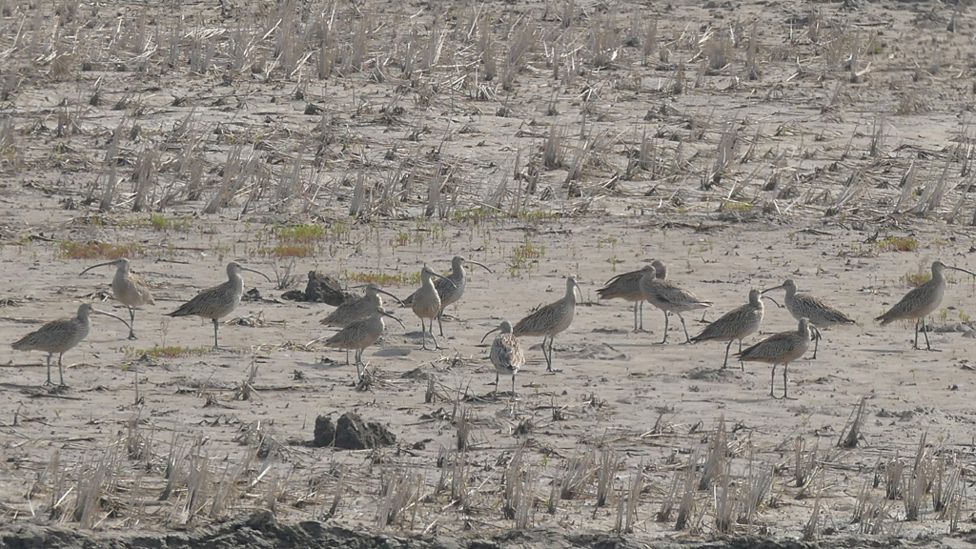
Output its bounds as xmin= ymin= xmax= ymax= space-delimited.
xmin=431 ymin=272 xmax=458 ymax=288
xmin=467 ymin=260 xmax=493 ymax=274
xmin=375 ymin=288 xmax=405 ymax=306
xmin=761 ymin=284 xmax=785 ymax=295
xmin=379 ymin=310 xmax=406 ymax=329
xmin=761 ymin=295 xmax=783 ymax=308
xmin=91 ymin=307 xmax=133 ymax=332
xmin=573 ymin=282 xmax=583 ymax=302
xmin=809 ymin=324 xmax=822 ymax=342
xmin=80 ymin=260 xmax=119 ymax=276
xmin=947 ymin=266 xmax=976 ymax=278
xmin=241 ymin=266 xmax=272 ymax=283
xmin=480 ymin=327 xmax=500 ymax=344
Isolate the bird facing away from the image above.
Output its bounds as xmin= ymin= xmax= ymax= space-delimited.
xmin=404 ymin=256 xmax=492 ymax=336
xmin=875 ymin=261 xmax=976 ymax=351
xmin=166 ymin=262 xmax=271 ymax=349
xmin=691 ymin=288 xmax=765 ymax=370
xmin=597 ymin=259 xmax=667 ymax=332
xmin=513 ymin=276 xmax=581 ymax=373
xmin=11 ymin=303 xmax=130 ymax=386
xmin=737 ymin=318 xmax=813 ymax=399
xmin=320 ymin=284 xmax=403 ymax=328
xmin=80 ymin=258 xmax=155 ymax=340
xmin=762 ymin=278 xmax=854 ymax=359
xmin=410 ymin=266 xmax=456 ymax=350
xmin=639 ymin=265 xmax=712 ymax=344
xmin=323 ymin=307 xmax=405 ymax=382
xmin=481 ymin=320 xmax=524 ymax=397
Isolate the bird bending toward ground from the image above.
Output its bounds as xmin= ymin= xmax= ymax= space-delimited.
xmin=481 ymin=320 xmax=524 ymax=397
xmin=691 ymin=288 xmax=765 ymax=370
xmin=80 ymin=258 xmax=155 ymax=340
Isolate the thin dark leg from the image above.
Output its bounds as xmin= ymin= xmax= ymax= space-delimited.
xmin=769 ymin=364 xmax=777 ymax=398
xmin=722 ymin=339 xmax=732 ymax=369
xmin=128 ymin=307 xmax=136 ymax=340
xmin=913 ymin=318 xmax=920 ymax=350
xmin=812 ymin=335 xmax=819 ymax=359
xmin=430 ymin=321 xmax=440 ymax=350
xmin=541 ymin=335 xmax=551 ymax=371
xmin=437 ymin=312 xmax=444 ymax=337
xmin=494 ymin=373 xmax=499 ymax=396
xmin=660 ymin=312 xmax=670 ymax=344
xmin=511 ymin=374 xmax=516 ymax=397
xmin=737 ymin=339 xmax=745 ymax=371
xmin=678 ymin=314 xmax=691 ymax=343
xmin=633 ymin=302 xmax=639 ymax=332
xmin=44 ymin=353 xmax=53 ymax=386
xmin=639 ymin=301 xmax=644 ymax=331
xmin=922 ymin=317 xmax=932 ymax=351
xmin=212 ymin=319 xmax=219 ymax=349
xmin=420 ymin=319 xmax=428 ymax=350
xmin=783 ymin=363 xmax=790 ymax=399
xmin=57 ymin=353 xmax=65 ymax=387
xmin=345 ymin=350 xmax=350 ymax=365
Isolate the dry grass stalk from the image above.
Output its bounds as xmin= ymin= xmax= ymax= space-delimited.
xmin=73 ymin=445 xmax=120 ymax=528
xmin=376 ymin=469 xmax=422 ymax=529
xmin=738 ymin=449 xmax=773 ymax=525
xmin=802 ymin=482 xmax=823 ymax=541
xmin=558 ymin=450 xmax=595 ymax=500
xmin=656 ymin=469 xmax=680 ymax=522
xmin=713 ymin=461 xmax=735 ymax=534
xmin=674 ymin=451 xmax=698 ymax=530
xmin=542 ymin=125 xmax=565 ymax=170
xmin=698 ymin=416 xmax=727 ymax=490
xmin=884 ymin=456 xmax=904 ymax=501
xmin=838 ymin=396 xmax=867 ymax=448
xmin=594 ymin=447 xmax=619 ymax=508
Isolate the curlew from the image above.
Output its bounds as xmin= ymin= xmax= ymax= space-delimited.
xmin=875 ymin=261 xmax=976 ymax=351
xmin=11 ymin=304 xmax=130 ymax=386
xmin=513 ymin=276 xmax=581 ymax=373
xmin=597 ymin=259 xmax=667 ymax=332
xmin=166 ymin=261 xmax=271 ymax=349
xmin=410 ymin=265 xmax=457 ymax=350
xmin=321 ymin=284 xmax=403 ymax=328
xmin=403 ymin=256 xmax=492 ymax=337
xmin=639 ymin=265 xmax=712 ymax=344
xmin=762 ymin=278 xmax=854 ymax=359
xmin=691 ymin=288 xmax=765 ymax=370
xmin=322 ymin=307 xmax=404 ymax=382
xmin=481 ymin=320 xmax=524 ymax=397
xmin=80 ymin=258 xmax=155 ymax=340
xmin=737 ymin=318 xmax=815 ymax=399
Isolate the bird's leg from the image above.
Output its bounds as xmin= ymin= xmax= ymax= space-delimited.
xmin=922 ymin=317 xmax=932 ymax=351
xmin=546 ymin=336 xmax=562 ymax=373
xmin=912 ymin=318 xmax=920 ymax=350
xmin=639 ymin=301 xmax=644 ymax=331
xmin=57 ymin=353 xmax=66 ymax=387
xmin=44 ymin=353 xmax=53 ymax=386
xmin=437 ymin=312 xmax=445 ymax=337
xmin=660 ymin=312 xmax=670 ymax=344
xmin=430 ymin=323 xmax=440 ymax=350
xmin=737 ymin=339 xmax=745 ymax=371
xmin=632 ymin=302 xmax=639 ymax=333
xmin=212 ymin=319 xmax=220 ymax=349
xmin=511 ymin=374 xmax=516 ymax=398
xmin=769 ymin=364 xmax=777 ymax=398
xmin=128 ymin=307 xmax=137 ymax=340
xmin=494 ymin=373 xmax=499 ymax=397
xmin=420 ymin=319 xmax=428 ymax=350
xmin=678 ymin=314 xmax=691 ymax=344
xmin=812 ymin=334 xmax=819 ymax=360
xmin=783 ymin=363 xmax=789 ymax=399
xmin=722 ymin=339 xmax=732 ymax=369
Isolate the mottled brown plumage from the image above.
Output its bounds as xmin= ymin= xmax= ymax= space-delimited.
xmin=875 ymin=261 xmax=976 ymax=350
xmin=403 ymin=256 xmax=491 ymax=337
xmin=737 ymin=318 xmax=813 ymax=399
xmin=481 ymin=320 xmax=524 ymax=396
xmin=691 ymin=289 xmax=764 ymax=369
xmin=514 ymin=277 xmax=580 ymax=373
xmin=639 ymin=266 xmax=712 ymax=344
xmin=763 ymin=278 xmax=854 ymax=359
xmin=323 ymin=307 xmax=404 ymax=382
xmin=410 ymin=266 xmax=456 ymax=350
xmin=321 ymin=284 xmax=402 ymax=328
xmin=597 ymin=260 xmax=667 ymax=331
xmin=80 ymin=258 xmax=155 ymax=339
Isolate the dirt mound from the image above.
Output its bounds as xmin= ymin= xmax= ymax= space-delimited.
xmin=312 ymin=412 xmax=397 ymax=449
xmin=282 ymin=271 xmax=352 ymax=305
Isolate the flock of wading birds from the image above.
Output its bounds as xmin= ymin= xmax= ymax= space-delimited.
xmin=7 ymin=256 xmax=976 ymax=399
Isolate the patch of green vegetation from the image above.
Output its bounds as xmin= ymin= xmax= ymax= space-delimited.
xmin=452 ymin=207 xmax=495 ymax=225
xmin=126 ymin=345 xmax=210 ymax=359
xmin=258 ymin=244 xmax=316 ymax=258
xmin=390 ymin=231 xmax=410 ymax=248
xmin=60 ymin=240 xmax=143 ymax=260
xmin=276 ymin=223 xmax=326 ymax=243
xmin=509 ymin=241 xmax=545 ymax=274
xmin=719 ymin=200 xmax=754 ymax=213
xmin=149 ymin=213 xmax=191 ymax=232
xmin=517 ymin=209 xmax=559 ymax=223
xmin=343 ymin=270 xmax=421 ymax=287
xmin=902 ymin=272 xmax=931 ymax=288
xmin=877 ymin=236 xmax=918 ymax=253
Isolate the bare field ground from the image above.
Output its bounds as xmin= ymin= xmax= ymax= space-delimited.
xmin=0 ymin=0 xmax=975 ymax=546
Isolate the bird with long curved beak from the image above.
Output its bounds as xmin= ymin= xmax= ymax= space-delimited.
xmin=876 ymin=261 xmax=976 ymax=351
xmin=762 ymin=279 xmax=854 ymax=359
xmin=167 ymin=261 xmax=272 ymax=349
xmin=513 ymin=276 xmax=582 ymax=373
xmin=411 ymin=265 xmax=457 ymax=350
xmin=322 ymin=307 xmax=405 ymax=382
xmin=80 ymin=257 xmax=154 ymax=340
xmin=321 ymin=284 xmax=404 ymax=328
xmin=11 ymin=303 xmax=131 ymax=386
xmin=481 ymin=320 xmax=524 ymax=397
xmin=403 ymin=256 xmax=492 ymax=337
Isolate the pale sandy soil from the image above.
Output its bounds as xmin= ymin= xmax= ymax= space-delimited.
xmin=0 ymin=0 xmax=974 ymax=546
